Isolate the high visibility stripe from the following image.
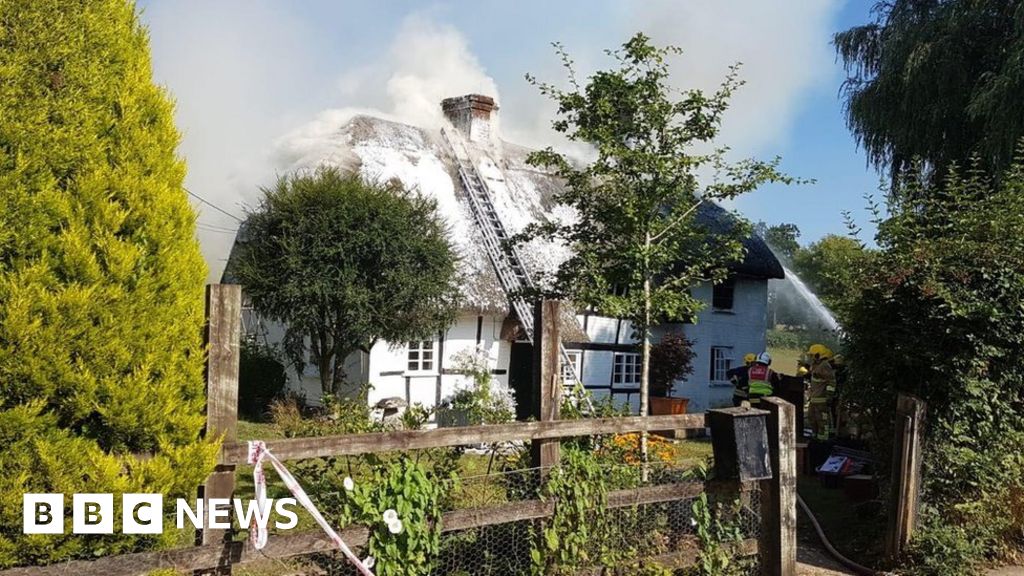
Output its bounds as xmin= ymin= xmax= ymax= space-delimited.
xmin=749 ymin=383 xmax=773 ymax=396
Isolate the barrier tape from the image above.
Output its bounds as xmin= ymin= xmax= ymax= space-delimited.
xmin=247 ymin=440 xmax=375 ymax=576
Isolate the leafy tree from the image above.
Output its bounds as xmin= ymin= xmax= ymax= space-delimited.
xmin=234 ymin=167 xmax=460 ymax=395
xmin=754 ymin=222 xmax=801 ymax=263
xmin=523 ymin=34 xmax=795 ymax=461
xmin=835 ymin=0 xmax=1024 ymax=186
xmin=791 ymin=234 xmax=872 ymax=323
xmin=844 ymin=158 xmax=1024 ymax=570
xmin=0 ymin=0 xmax=215 ymax=565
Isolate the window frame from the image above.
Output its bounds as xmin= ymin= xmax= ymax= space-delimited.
xmin=406 ymin=340 xmax=437 ymax=373
xmin=562 ymin=350 xmax=582 ymax=383
xmin=709 ymin=346 xmax=733 ymax=384
xmin=612 ymin=352 xmax=641 ymax=387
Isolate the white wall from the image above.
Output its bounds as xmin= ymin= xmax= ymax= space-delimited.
xmin=365 ymin=313 xmax=511 ymax=414
xmin=670 ymin=276 xmax=769 ymax=413
xmin=574 ymin=312 xmax=642 ymax=414
xmin=244 ymin=276 xmax=768 ymax=416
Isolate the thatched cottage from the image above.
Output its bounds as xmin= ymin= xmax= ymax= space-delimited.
xmin=223 ymin=94 xmax=784 ymax=416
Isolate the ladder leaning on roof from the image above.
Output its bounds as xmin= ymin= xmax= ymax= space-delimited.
xmin=439 ymin=127 xmax=589 ymax=406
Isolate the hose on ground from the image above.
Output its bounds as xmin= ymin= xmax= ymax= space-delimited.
xmin=797 ymin=492 xmax=880 ymax=575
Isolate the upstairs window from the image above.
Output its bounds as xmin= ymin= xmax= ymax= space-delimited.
xmin=612 ymin=352 xmax=641 ymax=386
xmin=407 ymin=340 xmax=435 ymax=372
xmin=710 ymin=346 xmax=733 ymax=383
xmin=712 ymin=277 xmax=736 ymax=310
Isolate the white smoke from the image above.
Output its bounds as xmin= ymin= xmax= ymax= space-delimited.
xmin=142 ymin=2 xmax=841 ymax=280
xmin=273 ymin=13 xmax=501 ymax=173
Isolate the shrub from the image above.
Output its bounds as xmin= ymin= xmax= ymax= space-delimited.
xmin=0 ymin=0 xmax=215 ymax=566
xmin=238 ymin=338 xmax=287 ymax=420
xmin=649 ymin=333 xmax=696 ymax=396
xmin=313 ymin=457 xmax=450 ymax=576
xmin=437 ymin=347 xmax=515 ymax=426
xmin=845 ymin=158 xmax=1024 ymax=569
xmin=269 ymin=386 xmax=377 ymax=438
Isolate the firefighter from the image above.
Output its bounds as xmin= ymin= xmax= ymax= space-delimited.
xmin=728 ymin=353 xmax=757 ymax=406
xmin=747 ymin=352 xmax=782 ymax=405
xmin=806 ymin=344 xmax=835 ymax=440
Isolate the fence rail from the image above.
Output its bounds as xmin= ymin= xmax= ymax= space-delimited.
xmin=219 ymin=413 xmax=708 ymax=464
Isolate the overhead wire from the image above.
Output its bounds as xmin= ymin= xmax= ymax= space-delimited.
xmin=196 ymin=221 xmax=239 ymax=234
xmin=184 ymin=187 xmax=244 ymax=223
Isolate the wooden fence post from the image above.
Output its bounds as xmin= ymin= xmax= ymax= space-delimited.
xmin=886 ymin=393 xmax=926 ymax=560
xmin=531 ymin=299 xmax=561 ymax=473
xmin=759 ymin=397 xmax=797 ymax=576
xmin=199 ymin=284 xmax=242 ymax=551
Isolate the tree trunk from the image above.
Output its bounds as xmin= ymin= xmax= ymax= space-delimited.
xmin=318 ymin=333 xmax=334 ymax=397
xmin=640 ymin=233 xmax=652 ymax=481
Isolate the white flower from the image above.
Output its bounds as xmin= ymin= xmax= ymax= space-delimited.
xmin=343 ymin=477 xmax=354 ymax=492
xmin=382 ymin=509 xmax=398 ymax=523
xmin=690 ymin=517 xmax=698 ymax=527
xmin=362 ymin=556 xmax=375 ymax=569
xmin=387 ymin=519 xmax=404 ymax=534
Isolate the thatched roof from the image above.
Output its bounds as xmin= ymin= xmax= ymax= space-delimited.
xmin=222 ymin=112 xmax=783 ymax=319
xmin=695 ymin=202 xmax=785 ymax=280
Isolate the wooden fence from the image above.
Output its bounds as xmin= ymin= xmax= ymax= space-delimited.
xmin=0 ymin=286 xmax=797 ymax=576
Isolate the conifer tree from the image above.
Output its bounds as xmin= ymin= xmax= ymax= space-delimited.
xmin=0 ymin=0 xmax=215 ymax=564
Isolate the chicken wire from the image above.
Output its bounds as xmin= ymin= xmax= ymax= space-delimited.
xmin=300 ymin=459 xmax=762 ymax=576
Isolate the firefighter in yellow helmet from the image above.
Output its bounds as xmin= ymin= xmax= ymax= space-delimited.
xmin=728 ymin=353 xmax=757 ymax=407
xmin=806 ymin=344 xmax=835 ymax=440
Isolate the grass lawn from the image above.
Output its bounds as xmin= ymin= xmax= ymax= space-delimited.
xmin=674 ymin=437 xmax=713 ymax=467
xmin=236 ymin=418 xmax=282 ymax=441
xmin=768 ymin=346 xmax=804 ymax=377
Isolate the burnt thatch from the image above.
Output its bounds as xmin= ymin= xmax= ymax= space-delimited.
xmin=694 ymin=201 xmax=785 ymax=280
xmin=221 ymin=113 xmax=784 ymax=318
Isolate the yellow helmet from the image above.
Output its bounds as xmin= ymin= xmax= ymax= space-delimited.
xmin=808 ymin=344 xmax=833 ymax=359
xmin=743 ymin=353 xmax=756 ymax=365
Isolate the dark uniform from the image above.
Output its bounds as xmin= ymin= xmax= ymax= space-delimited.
xmin=728 ymin=365 xmax=750 ymax=407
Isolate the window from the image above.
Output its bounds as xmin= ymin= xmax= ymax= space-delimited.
xmin=712 ymin=277 xmax=736 ymax=310
xmin=562 ymin=351 xmax=582 ymax=383
xmin=710 ymin=347 xmax=733 ymax=382
xmin=407 ymin=340 xmax=435 ymax=372
xmin=612 ymin=352 xmax=641 ymax=386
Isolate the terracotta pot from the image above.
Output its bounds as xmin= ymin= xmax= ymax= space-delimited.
xmin=649 ymin=396 xmax=689 ymax=415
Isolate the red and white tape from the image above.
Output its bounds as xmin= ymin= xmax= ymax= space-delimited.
xmin=247 ymin=440 xmax=375 ymax=576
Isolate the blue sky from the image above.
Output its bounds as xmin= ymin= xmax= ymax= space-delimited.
xmin=139 ymin=1 xmax=883 ymax=278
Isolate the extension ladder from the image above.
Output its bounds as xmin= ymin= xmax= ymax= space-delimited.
xmin=440 ymin=128 xmax=587 ymax=394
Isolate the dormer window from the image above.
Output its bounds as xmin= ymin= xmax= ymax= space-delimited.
xmin=712 ymin=277 xmax=736 ymax=311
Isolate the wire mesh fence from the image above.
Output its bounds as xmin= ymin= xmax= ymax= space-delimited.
xmin=285 ymin=449 xmax=763 ymax=576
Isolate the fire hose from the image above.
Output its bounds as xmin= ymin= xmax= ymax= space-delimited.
xmin=797 ymin=492 xmax=880 ymax=575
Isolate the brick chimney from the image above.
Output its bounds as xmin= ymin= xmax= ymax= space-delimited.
xmin=441 ymin=94 xmax=498 ymax=143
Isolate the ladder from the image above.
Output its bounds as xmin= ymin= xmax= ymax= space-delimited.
xmin=440 ymin=128 xmax=587 ymax=396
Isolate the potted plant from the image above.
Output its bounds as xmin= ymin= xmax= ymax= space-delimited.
xmin=648 ymin=333 xmax=696 ymax=415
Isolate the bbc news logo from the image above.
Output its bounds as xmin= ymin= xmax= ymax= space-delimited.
xmin=23 ymin=494 xmax=299 ymax=534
